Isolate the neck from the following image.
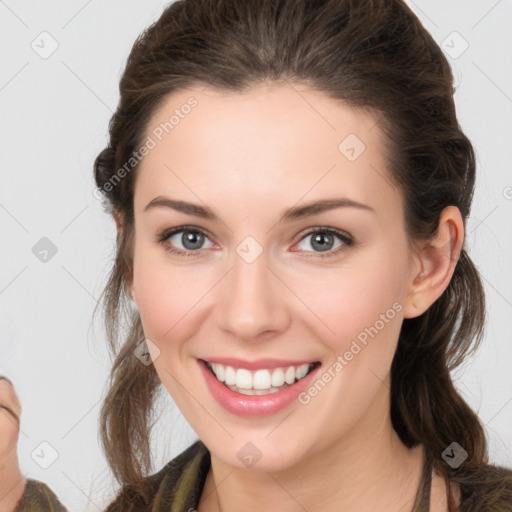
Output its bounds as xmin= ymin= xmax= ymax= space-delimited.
xmin=199 ymin=385 xmax=426 ymax=512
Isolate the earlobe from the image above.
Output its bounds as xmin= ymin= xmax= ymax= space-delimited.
xmin=402 ymin=206 xmax=464 ymax=319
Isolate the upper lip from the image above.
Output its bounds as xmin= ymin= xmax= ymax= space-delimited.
xmin=201 ymin=357 xmax=319 ymax=370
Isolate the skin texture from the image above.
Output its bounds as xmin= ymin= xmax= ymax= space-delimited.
xmin=0 ymin=378 xmax=26 ymax=512
xmin=126 ymin=83 xmax=463 ymax=512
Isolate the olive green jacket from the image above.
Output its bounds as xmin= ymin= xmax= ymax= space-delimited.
xmin=104 ymin=440 xmax=434 ymax=511
xmin=13 ymin=479 xmax=68 ymax=512
xmin=14 ymin=441 xmax=512 ymax=511
xmin=103 ymin=441 xmax=512 ymax=512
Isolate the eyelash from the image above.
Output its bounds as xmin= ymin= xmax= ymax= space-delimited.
xmin=155 ymin=226 xmax=354 ymax=259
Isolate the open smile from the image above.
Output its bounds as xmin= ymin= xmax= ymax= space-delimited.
xmin=198 ymin=358 xmax=321 ymax=416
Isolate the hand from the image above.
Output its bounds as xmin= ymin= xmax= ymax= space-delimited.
xmin=0 ymin=376 xmax=27 ymax=512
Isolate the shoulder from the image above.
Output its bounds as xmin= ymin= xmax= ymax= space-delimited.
xmin=14 ymin=479 xmax=68 ymax=512
xmin=103 ymin=439 xmax=210 ymax=512
xmin=456 ymin=461 xmax=512 ymax=511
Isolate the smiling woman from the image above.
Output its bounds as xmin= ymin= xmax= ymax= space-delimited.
xmin=86 ymin=0 xmax=512 ymax=512
xmin=83 ymin=0 xmax=512 ymax=511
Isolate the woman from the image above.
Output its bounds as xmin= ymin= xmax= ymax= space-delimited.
xmin=0 ymin=377 xmax=68 ymax=511
xmin=2 ymin=0 xmax=511 ymax=511
xmin=92 ymin=0 xmax=512 ymax=510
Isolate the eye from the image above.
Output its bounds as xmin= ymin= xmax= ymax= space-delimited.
xmin=156 ymin=226 xmax=354 ymax=259
xmin=293 ymin=227 xmax=354 ymax=258
xmin=156 ymin=226 xmax=214 ymax=257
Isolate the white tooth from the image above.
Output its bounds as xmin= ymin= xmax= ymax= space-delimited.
xmin=214 ymin=363 xmax=225 ymax=382
xmin=235 ymin=368 xmax=253 ymax=389
xmin=253 ymin=369 xmax=271 ymax=390
xmin=237 ymin=388 xmax=255 ymax=395
xmin=284 ymin=366 xmax=296 ymax=385
xmin=271 ymin=368 xmax=285 ymax=387
xmin=295 ymin=363 xmax=310 ymax=380
xmin=224 ymin=366 xmax=236 ymax=386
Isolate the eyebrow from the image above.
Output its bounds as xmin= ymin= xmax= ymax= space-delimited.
xmin=144 ymin=196 xmax=375 ymax=222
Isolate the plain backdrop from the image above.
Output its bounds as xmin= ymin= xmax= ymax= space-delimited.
xmin=1 ymin=1 xmax=511 ymax=510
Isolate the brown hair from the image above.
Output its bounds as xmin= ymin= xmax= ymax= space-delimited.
xmin=93 ymin=0 xmax=512 ymax=508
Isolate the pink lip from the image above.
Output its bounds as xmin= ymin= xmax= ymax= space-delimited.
xmin=198 ymin=359 xmax=321 ymax=417
xmin=201 ymin=357 xmax=316 ymax=370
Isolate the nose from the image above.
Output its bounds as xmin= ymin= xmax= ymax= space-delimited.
xmin=216 ymin=249 xmax=290 ymax=341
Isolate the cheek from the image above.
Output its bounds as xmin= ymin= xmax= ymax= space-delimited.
xmin=291 ymin=250 xmax=407 ymax=433
xmin=131 ymin=246 xmax=211 ymax=349
xmin=0 ymin=415 xmax=18 ymax=457
xmin=295 ymin=249 xmax=407 ymax=353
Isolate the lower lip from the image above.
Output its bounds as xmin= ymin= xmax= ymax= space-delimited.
xmin=198 ymin=359 xmax=320 ymax=417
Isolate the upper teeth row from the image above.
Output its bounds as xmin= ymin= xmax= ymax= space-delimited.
xmin=207 ymin=362 xmax=312 ymax=390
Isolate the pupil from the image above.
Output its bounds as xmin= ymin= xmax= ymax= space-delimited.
xmin=184 ymin=230 xmax=203 ymax=250
xmin=313 ymin=233 xmax=332 ymax=252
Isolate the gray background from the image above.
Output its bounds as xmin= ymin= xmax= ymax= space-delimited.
xmin=1 ymin=1 xmax=511 ymax=510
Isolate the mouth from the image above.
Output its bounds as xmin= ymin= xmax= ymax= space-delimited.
xmin=203 ymin=360 xmax=321 ymax=396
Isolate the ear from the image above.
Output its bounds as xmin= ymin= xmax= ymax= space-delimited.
xmin=402 ymin=206 xmax=464 ymax=319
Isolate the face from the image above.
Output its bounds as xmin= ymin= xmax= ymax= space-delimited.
xmin=0 ymin=379 xmax=21 ymax=460
xmin=129 ymin=83 xmax=417 ymax=471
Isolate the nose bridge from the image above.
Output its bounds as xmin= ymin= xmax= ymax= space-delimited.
xmin=217 ymin=244 xmax=288 ymax=340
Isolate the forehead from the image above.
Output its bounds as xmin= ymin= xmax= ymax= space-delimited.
xmin=133 ymin=83 xmax=401 ymax=224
